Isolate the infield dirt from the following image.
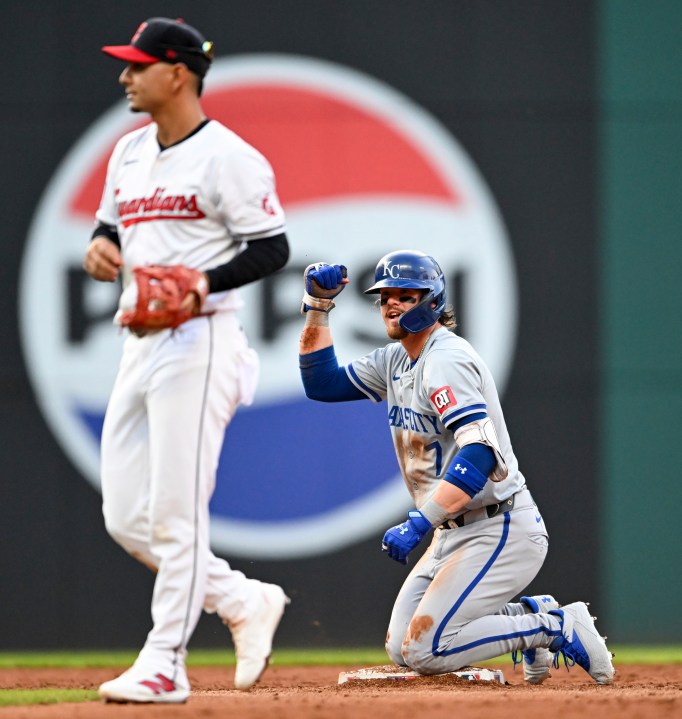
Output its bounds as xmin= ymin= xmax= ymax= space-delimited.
xmin=0 ymin=663 xmax=680 ymax=718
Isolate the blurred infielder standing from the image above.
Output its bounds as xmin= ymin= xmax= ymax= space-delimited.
xmin=298 ymin=251 xmax=614 ymax=684
xmin=83 ymin=17 xmax=289 ymax=703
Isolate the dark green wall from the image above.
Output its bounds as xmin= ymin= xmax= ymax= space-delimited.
xmin=599 ymin=0 xmax=682 ymax=641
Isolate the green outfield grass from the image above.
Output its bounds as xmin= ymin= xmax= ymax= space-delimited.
xmin=0 ymin=645 xmax=680 ymax=668
xmin=0 ymin=689 xmax=98 ymax=707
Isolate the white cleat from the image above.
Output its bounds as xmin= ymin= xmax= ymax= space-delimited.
xmin=98 ymin=669 xmax=190 ymax=703
xmin=228 ymin=583 xmax=290 ymax=690
xmin=549 ymin=601 xmax=615 ymax=685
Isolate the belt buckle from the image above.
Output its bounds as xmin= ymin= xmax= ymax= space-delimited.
xmin=487 ymin=496 xmax=515 ymax=519
xmin=486 ymin=502 xmax=501 ymax=519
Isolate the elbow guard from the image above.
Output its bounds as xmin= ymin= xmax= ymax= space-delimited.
xmin=453 ymin=417 xmax=508 ymax=482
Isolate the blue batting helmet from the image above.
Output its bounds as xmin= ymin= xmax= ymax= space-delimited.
xmin=364 ymin=250 xmax=446 ymax=333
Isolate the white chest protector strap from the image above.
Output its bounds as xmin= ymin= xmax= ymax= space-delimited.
xmin=453 ymin=417 xmax=508 ymax=483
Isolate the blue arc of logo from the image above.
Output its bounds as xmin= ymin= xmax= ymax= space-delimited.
xmin=77 ymin=398 xmax=396 ymax=522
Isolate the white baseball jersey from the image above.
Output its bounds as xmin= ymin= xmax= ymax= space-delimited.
xmin=346 ymin=326 xmax=526 ymax=510
xmin=96 ymin=119 xmax=286 ymax=312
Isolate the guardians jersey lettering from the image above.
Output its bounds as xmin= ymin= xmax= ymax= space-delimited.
xmin=97 ymin=121 xmax=285 ymax=275
xmin=388 ymin=405 xmax=441 ymax=434
xmin=117 ymin=188 xmax=206 ymax=227
xmin=96 ymin=120 xmax=286 ymax=314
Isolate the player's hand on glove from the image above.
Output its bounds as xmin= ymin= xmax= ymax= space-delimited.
xmin=382 ymin=510 xmax=432 ymax=565
xmin=301 ymin=262 xmax=348 ymax=313
xmin=115 ymin=265 xmax=209 ymax=334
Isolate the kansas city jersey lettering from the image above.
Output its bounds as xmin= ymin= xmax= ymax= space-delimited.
xmin=430 ymin=385 xmax=456 ymax=415
xmin=116 ymin=187 xmax=207 ymax=227
xmin=388 ymin=405 xmax=442 ymax=434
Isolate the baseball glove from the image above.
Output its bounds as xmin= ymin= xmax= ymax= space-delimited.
xmin=115 ymin=265 xmax=209 ymax=333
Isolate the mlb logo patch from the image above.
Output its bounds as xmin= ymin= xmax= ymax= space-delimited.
xmin=430 ymin=386 xmax=456 ymax=414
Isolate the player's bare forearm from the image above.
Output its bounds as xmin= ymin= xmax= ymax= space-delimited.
xmin=84 ymin=236 xmax=124 ymax=282
xmin=299 ymin=318 xmax=333 ymax=355
xmin=431 ymin=481 xmax=471 ymax=515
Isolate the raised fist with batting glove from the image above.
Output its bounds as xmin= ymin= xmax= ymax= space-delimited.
xmin=382 ymin=510 xmax=432 ymax=565
xmin=301 ymin=262 xmax=348 ymax=314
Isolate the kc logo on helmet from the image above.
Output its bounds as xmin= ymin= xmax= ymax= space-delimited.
xmin=19 ymin=54 xmax=518 ymax=560
xmin=382 ymin=262 xmax=401 ymax=279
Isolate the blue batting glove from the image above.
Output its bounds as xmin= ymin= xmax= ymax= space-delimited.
xmin=381 ymin=510 xmax=432 ymax=564
xmin=304 ymin=262 xmax=348 ymax=297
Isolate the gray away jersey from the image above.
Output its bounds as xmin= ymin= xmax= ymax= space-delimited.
xmin=346 ymin=327 xmax=526 ymax=512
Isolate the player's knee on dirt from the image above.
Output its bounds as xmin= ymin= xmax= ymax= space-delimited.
xmin=401 ymin=642 xmax=464 ymax=675
xmin=401 ymin=647 xmax=441 ymax=674
xmin=400 ymin=628 xmax=439 ymax=674
xmin=401 ymin=622 xmax=469 ymax=675
xmin=385 ymin=634 xmax=407 ymax=666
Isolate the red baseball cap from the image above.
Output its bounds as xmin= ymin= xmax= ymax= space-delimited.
xmin=102 ymin=17 xmax=213 ymax=78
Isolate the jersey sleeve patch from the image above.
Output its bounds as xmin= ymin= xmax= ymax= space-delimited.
xmin=430 ymin=385 xmax=457 ymax=415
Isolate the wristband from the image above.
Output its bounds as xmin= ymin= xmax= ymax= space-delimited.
xmin=301 ymin=292 xmax=335 ymax=314
xmin=416 ymin=496 xmax=449 ymax=527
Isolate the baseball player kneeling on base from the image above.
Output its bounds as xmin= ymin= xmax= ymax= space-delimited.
xmin=83 ymin=17 xmax=290 ymax=704
xmin=298 ymin=251 xmax=614 ymax=685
